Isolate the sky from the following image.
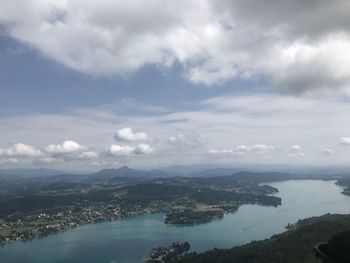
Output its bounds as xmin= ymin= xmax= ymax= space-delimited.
xmin=1 ymin=0 xmax=350 ymax=171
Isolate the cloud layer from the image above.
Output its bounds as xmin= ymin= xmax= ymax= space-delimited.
xmin=1 ymin=1 xmax=350 ymax=92
xmin=0 ymin=93 xmax=350 ymax=170
xmin=0 ymin=143 xmax=43 ymax=158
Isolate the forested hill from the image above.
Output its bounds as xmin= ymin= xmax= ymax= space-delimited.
xmin=176 ymin=214 xmax=350 ymax=263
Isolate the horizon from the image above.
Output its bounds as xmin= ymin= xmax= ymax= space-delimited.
xmin=2 ymin=163 xmax=350 ymax=175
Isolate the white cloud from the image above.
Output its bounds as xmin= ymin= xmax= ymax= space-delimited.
xmin=107 ymin=144 xmax=153 ymax=157
xmin=168 ymin=134 xmax=201 ymax=148
xmin=0 ymin=141 xmax=99 ymax=166
xmin=0 ymin=143 xmax=43 ymax=157
xmin=45 ymin=140 xmax=86 ymax=154
xmin=107 ymin=145 xmax=134 ymax=156
xmin=340 ymin=137 xmax=350 ymax=145
xmin=208 ymin=144 xmax=274 ymax=157
xmin=0 ymin=1 xmax=212 ymax=75
xmin=290 ymin=145 xmax=303 ymax=152
xmin=114 ymin=127 xmax=147 ymax=142
xmin=44 ymin=140 xmax=98 ymax=161
xmin=134 ymin=144 xmax=154 ymax=155
xmin=1 ymin=1 xmax=350 ymax=93
xmin=252 ymin=144 xmax=274 ymax=154
xmin=235 ymin=145 xmax=251 ymax=153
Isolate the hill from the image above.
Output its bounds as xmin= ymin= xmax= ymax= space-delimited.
xmin=176 ymin=213 xmax=350 ymax=263
xmin=0 ymin=168 xmax=64 ymax=178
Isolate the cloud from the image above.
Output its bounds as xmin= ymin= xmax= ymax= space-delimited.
xmin=1 ymin=94 xmax=350 ymax=168
xmin=107 ymin=143 xmax=153 ymax=157
xmin=0 ymin=1 xmax=209 ymax=75
xmin=45 ymin=140 xmax=86 ymax=154
xmin=168 ymin=134 xmax=186 ymax=145
xmin=107 ymin=145 xmax=134 ymax=157
xmin=44 ymin=140 xmax=97 ymax=160
xmin=1 ymin=1 xmax=350 ymax=93
xmin=0 ymin=143 xmax=43 ymax=157
xmin=114 ymin=127 xmax=147 ymax=142
xmin=340 ymin=137 xmax=350 ymax=145
xmin=0 ymin=141 xmax=99 ymax=166
xmin=208 ymin=144 xmax=274 ymax=157
xmin=288 ymin=152 xmax=305 ymax=158
xmin=33 ymin=157 xmax=59 ymax=165
xmin=235 ymin=145 xmax=251 ymax=153
xmin=252 ymin=144 xmax=274 ymax=154
xmin=134 ymin=144 xmax=154 ymax=155
xmin=288 ymin=145 xmax=304 ymax=158
xmin=0 ymin=158 xmax=20 ymax=165
xmin=208 ymin=149 xmax=235 ymax=155
xmin=322 ymin=148 xmax=334 ymax=155
xmin=168 ymin=134 xmax=202 ymax=148
xmin=290 ymin=145 xmax=303 ymax=151
xmin=77 ymin=151 xmax=98 ymax=159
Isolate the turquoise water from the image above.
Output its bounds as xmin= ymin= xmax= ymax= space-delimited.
xmin=1 ymin=180 xmax=350 ymax=263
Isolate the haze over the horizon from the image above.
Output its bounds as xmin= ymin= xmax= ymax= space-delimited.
xmin=1 ymin=0 xmax=350 ymax=170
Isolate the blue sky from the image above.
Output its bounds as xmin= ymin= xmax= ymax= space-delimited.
xmin=0 ymin=32 xmax=265 ymax=113
xmin=0 ymin=1 xmax=350 ymax=171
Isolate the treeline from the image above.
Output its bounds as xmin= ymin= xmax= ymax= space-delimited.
xmin=192 ymin=172 xmax=291 ymax=186
xmin=190 ymin=189 xmax=281 ymax=206
xmin=122 ymin=183 xmax=194 ymax=202
xmin=165 ymin=210 xmax=224 ymax=225
xmin=336 ymin=178 xmax=350 ymax=195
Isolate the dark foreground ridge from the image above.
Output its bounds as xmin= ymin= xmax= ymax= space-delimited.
xmin=147 ymin=241 xmax=191 ymax=262
xmin=175 ymin=214 xmax=350 ymax=263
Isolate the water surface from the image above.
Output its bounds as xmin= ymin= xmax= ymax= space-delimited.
xmin=1 ymin=180 xmax=350 ymax=263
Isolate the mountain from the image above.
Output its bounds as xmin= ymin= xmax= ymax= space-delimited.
xmin=86 ymin=166 xmax=177 ymax=184
xmin=148 ymin=169 xmax=178 ymax=178
xmin=90 ymin=166 xmax=162 ymax=178
xmin=230 ymin=171 xmax=293 ymax=182
xmin=194 ymin=167 xmax=244 ymax=177
xmin=161 ymin=164 xmax=315 ymax=177
xmin=161 ymin=164 xmax=222 ymax=175
xmin=163 ymin=164 xmax=350 ymax=178
xmin=0 ymin=168 xmax=65 ymax=178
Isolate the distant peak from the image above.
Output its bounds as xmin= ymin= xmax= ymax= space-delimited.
xmin=97 ymin=166 xmax=130 ymax=173
xmin=119 ymin=165 xmax=130 ymax=170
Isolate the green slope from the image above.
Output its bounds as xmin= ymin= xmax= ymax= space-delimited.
xmin=177 ymin=214 xmax=350 ymax=263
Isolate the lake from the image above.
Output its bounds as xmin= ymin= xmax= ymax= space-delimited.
xmin=1 ymin=180 xmax=350 ymax=263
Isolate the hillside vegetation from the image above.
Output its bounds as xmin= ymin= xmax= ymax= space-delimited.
xmin=177 ymin=214 xmax=350 ymax=263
